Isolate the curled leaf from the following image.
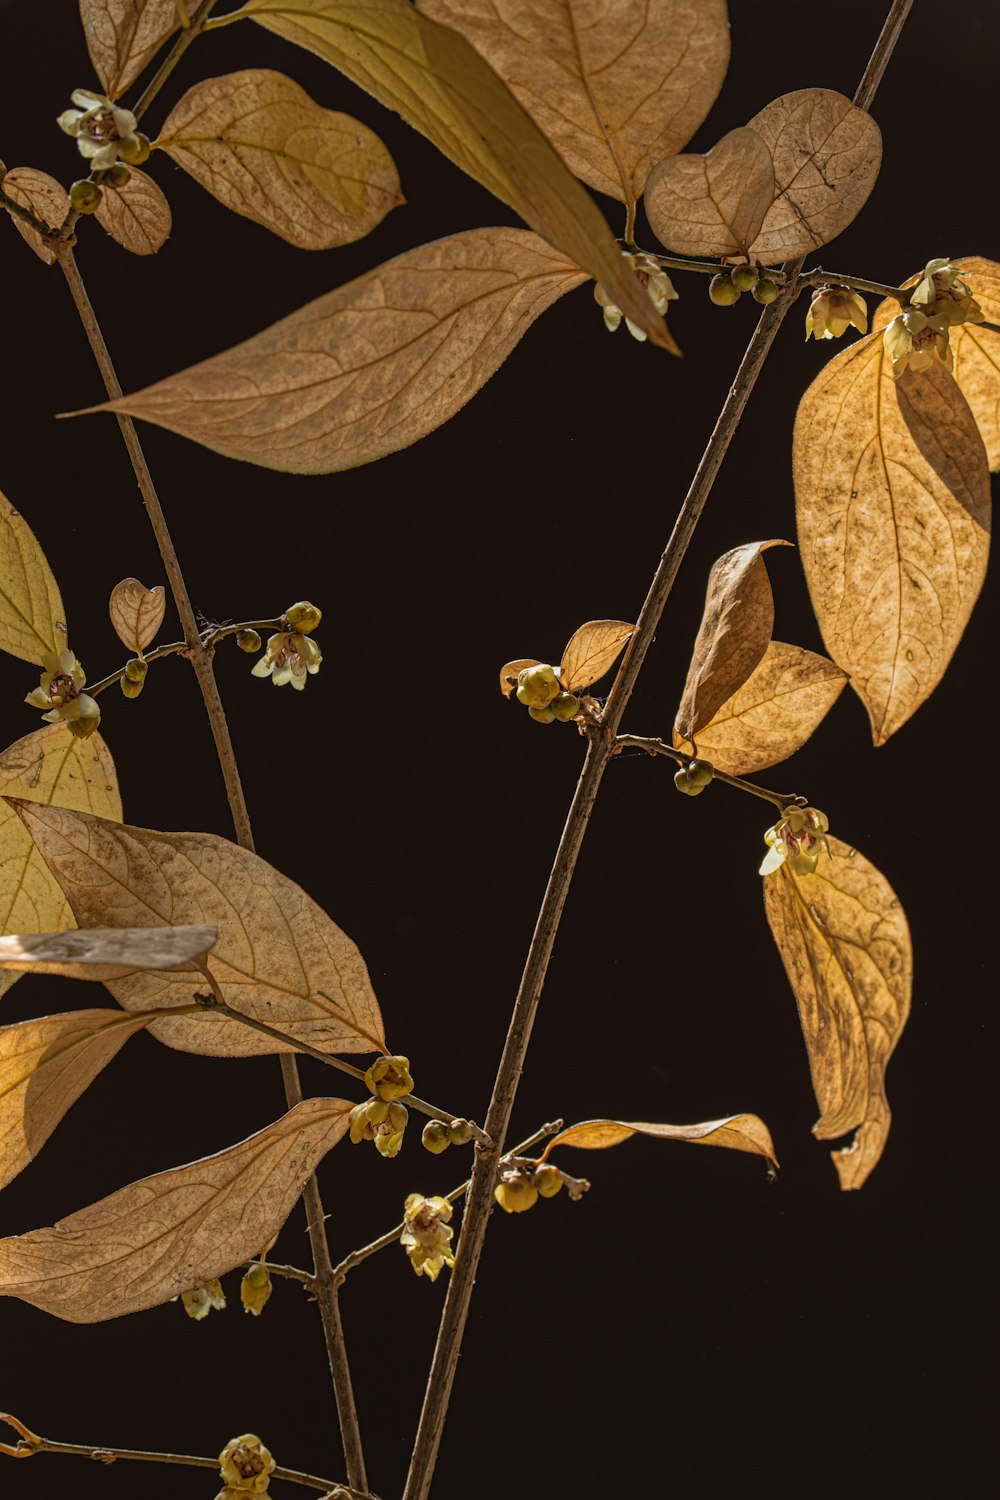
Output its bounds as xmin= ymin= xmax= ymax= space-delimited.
xmin=80 ymin=0 xmax=183 ymax=98
xmin=499 ymin=658 xmax=541 ymax=698
xmin=157 ymin=69 xmax=403 ymax=249
xmin=1 ymin=168 xmax=68 ymax=264
xmin=543 ymin=1115 xmax=778 ymax=1171
xmin=645 ymin=128 xmax=775 ymax=259
xmin=108 ymin=577 xmax=166 ymax=653
xmin=763 ymin=836 xmax=911 ymax=1189
xmin=559 ymin=620 xmax=634 ymax=693
xmin=0 ymin=490 xmax=67 ymax=663
xmin=93 ymin=167 xmax=172 ymax=255
xmin=0 ymin=925 xmax=217 ymax=980
xmin=0 ymin=1097 xmax=352 ymax=1321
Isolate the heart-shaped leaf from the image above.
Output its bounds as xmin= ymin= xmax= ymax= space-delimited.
xmin=645 ymin=128 xmax=775 ymax=258
xmin=108 ymin=577 xmax=166 ymax=653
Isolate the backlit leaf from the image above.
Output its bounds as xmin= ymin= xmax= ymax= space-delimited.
xmin=794 ymin=331 xmax=990 ymax=744
xmin=674 ymin=540 xmax=789 ymax=744
xmin=0 ymin=491 xmax=67 ymax=664
xmin=559 ymin=620 xmax=634 ymax=693
xmin=89 ymin=229 xmax=588 ymax=473
xmin=672 ymin=641 xmax=847 ymax=775
xmin=157 ymin=68 xmax=403 ymax=249
xmin=763 ymin=836 xmax=911 ymax=1189
xmin=108 ymin=577 xmax=166 ymax=653
xmin=0 ymin=1097 xmax=352 ymax=1321
xmin=80 ymin=0 xmax=182 ymax=99
xmin=6 ymin=800 xmax=384 ymax=1058
xmin=543 ymin=1114 xmax=777 ymax=1171
xmin=0 ymin=925 xmax=217 ymax=980
xmin=498 ymin=658 xmax=540 ymax=697
xmin=947 ymin=258 xmax=1000 ymax=469
xmin=645 ymin=128 xmax=774 ymax=258
xmin=93 ymin=167 xmax=172 ymax=255
xmin=1 ymin=168 xmax=68 ymax=265
xmin=417 ymin=0 xmax=730 ymax=204
xmin=744 ymin=89 xmax=882 ymax=262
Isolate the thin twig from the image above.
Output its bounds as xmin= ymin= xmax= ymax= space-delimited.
xmin=88 ymin=619 xmax=284 ymax=696
xmin=133 ymin=0 xmax=219 ymax=123
xmin=613 ymin=735 xmax=805 ymax=811
xmin=401 ymin=6 xmax=914 ymax=1497
xmin=796 ymin=267 xmax=906 ymax=301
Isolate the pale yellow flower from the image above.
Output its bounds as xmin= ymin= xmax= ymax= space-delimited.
xmin=759 ymin=807 xmax=830 ymax=876
xmin=25 ymin=649 xmax=100 ymax=739
xmin=804 ymin=286 xmax=869 ymax=340
xmin=178 ymin=1279 xmax=226 ymax=1321
xmin=240 ymin=1263 xmax=273 ymax=1316
xmin=494 ymin=1169 xmax=539 ymax=1213
xmin=594 ymin=251 xmax=677 ymax=341
xmin=882 ymin=308 xmax=951 ymax=378
xmin=401 ymin=1193 xmax=456 ymax=1281
xmin=364 ymin=1054 xmax=414 ymax=1102
xmin=348 ymin=1097 xmax=408 ymax=1157
xmin=251 ymin=630 xmax=321 ymax=689
xmin=57 ymin=88 xmax=142 ymax=171
xmin=218 ymin=1434 xmax=275 ymax=1495
xmin=909 ymin=258 xmax=983 ymax=326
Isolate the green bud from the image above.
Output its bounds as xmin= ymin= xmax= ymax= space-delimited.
xmin=753 ymin=279 xmax=780 ymax=304
xmin=422 ymin=1121 xmax=452 ymax=1154
xmin=528 ymin=705 xmax=557 ymax=724
xmin=673 ymin=767 xmax=696 ymax=795
xmin=709 ymin=274 xmax=741 ymax=306
xmin=124 ymin=657 xmax=147 ymax=682
xmin=730 ymin=264 xmax=758 ymax=292
xmin=285 ymin=601 xmax=322 ymax=634
xmin=104 ymin=163 xmax=131 ymax=188
xmin=516 ymin=664 xmax=560 ymax=708
xmin=534 ymin=1164 xmax=563 ymax=1198
xmin=687 ymin=758 xmax=714 ymax=788
xmin=551 ymin=692 xmax=580 ymax=722
xmin=119 ymin=132 xmax=152 ymax=165
xmin=70 ymin=179 xmax=102 ymax=214
xmin=448 ymin=1118 xmax=473 ymax=1145
xmin=236 ymin=628 xmax=262 ymax=653
xmin=120 ymin=675 xmax=144 ymax=699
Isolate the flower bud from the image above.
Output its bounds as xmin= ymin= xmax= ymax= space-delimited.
xmin=494 ymin=1172 xmax=538 ymax=1213
xmin=240 ymin=1263 xmax=273 ymax=1317
xmin=528 ymin=704 xmax=557 ymax=723
xmin=118 ymin=131 xmax=151 ymax=165
xmin=551 ymin=691 xmax=580 ymax=722
xmin=422 ymin=1120 xmax=452 ymax=1154
xmin=753 ymin=279 xmax=780 ymax=304
xmin=70 ymin=179 xmax=102 ymax=214
xmin=448 ymin=1118 xmax=473 ymax=1145
xmin=364 ymin=1054 xmax=414 ymax=1101
xmin=516 ymin=663 xmax=560 ymax=708
xmin=534 ymin=1164 xmax=563 ymax=1198
xmin=125 ymin=657 xmax=147 ymax=681
xmin=285 ymin=601 xmax=322 ymax=634
xmin=236 ymin=629 xmax=262 ymax=653
xmin=709 ymin=274 xmax=740 ymax=306
xmin=730 ymin=264 xmax=758 ymax=292
xmin=687 ymin=758 xmax=714 ymax=788
xmin=120 ymin=675 xmax=144 ymax=699
xmin=104 ymin=162 xmax=131 ymax=187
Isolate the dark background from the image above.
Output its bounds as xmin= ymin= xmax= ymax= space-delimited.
xmin=1 ymin=2 xmax=997 ymax=1496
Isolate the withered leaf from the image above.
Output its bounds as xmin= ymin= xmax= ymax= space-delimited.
xmin=6 ymin=801 xmax=384 ymax=1058
xmin=80 ymin=0 xmax=181 ymax=99
xmin=157 ymin=69 xmax=402 ymax=250
xmin=108 ymin=577 xmax=166 ymax=652
xmin=674 ymin=540 xmax=790 ymax=744
xmin=763 ymin=836 xmax=911 ymax=1189
xmin=0 ymin=1097 xmax=351 ymax=1321
xmin=0 ymin=925 xmax=217 ymax=980
xmin=543 ymin=1115 xmax=777 ymax=1171
xmin=238 ymin=0 xmax=675 ymax=347
xmin=645 ymin=128 xmax=774 ymax=259
xmin=88 ymin=229 xmax=588 ymax=473
xmin=559 ymin=620 xmax=634 ymax=693
xmin=418 ymin=0 xmax=730 ymax=204
xmin=498 ymin=658 xmax=541 ymax=698
xmin=794 ymin=332 xmax=990 ymax=744
xmin=948 ymin=258 xmax=1000 ymax=469
xmin=744 ymin=89 xmax=882 ymax=262
xmin=93 ymin=167 xmax=172 ymax=255
xmin=0 ymin=490 xmax=67 ymax=664
xmin=1 ymin=168 xmax=69 ymax=264
xmin=673 ymin=641 xmax=848 ymax=776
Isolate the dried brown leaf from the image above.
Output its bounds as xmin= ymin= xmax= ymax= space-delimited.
xmin=5 ymin=800 xmax=384 ymax=1058
xmin=947 ymin=258 xmax=1000 ymax=469
xmin=559 ymin=620 xmax=634 ymax=693
xmin=672 ymin=641 xmax=848 ymax=775
xmin=0 ymin=491 xmax=68 ymax=664
xmin=763 ymin=836 xmax=911 ymax=1189
xmin=743 ymin=89 xmax=881 ymax=262
xmin=157 ymin=68 xmax=403 ymax=249
xmin=645 ymin=128 xmax=774 ymax=259
xmin=0 ymin=925 xmax=217 ymax=980
xmin=0 ymin=1096 xmax=351 ymax=1321
xmin=794 ymin=332 xmax=990 ymax=744
xmin=543 ymin=1115 xmax=778 ymax=1171
xmin=239 ymin=0 xmax=676 ymax=347
xmin=418 ymin=0 xmax=730 ymax=204
xmin=674 ymin=540 xmax=790 ymax=744
xmin=2 ymin=169 xmax=68 ymax=264
xmin=80 ymin=0 xmax=181 ymax=98
xmin=93 ymin=167 xmax=172 ymax=255
xmin=88 ymin=229 xmax=587 ymax=473
xmin=499 ymin=658 xmax=541 ymax=697
xmin=108 ymin=577 xmax=166 ymax=652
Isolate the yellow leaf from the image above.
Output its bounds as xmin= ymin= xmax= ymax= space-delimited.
xmin=673 ymin=641 xmax=848 ymax=775
xmin=794 ymin=332 xmax=990 ymax=744
xmin=498 ymin=658 xmax=541 ymax=698
xmin=645 ymin=128 xmax=775 ymax=259
xmin=93 ymin=167 xmax=172 ymax=255
xmin=417 ymin=0 xmax=730 ymax=204
xmin=233 ymin=0 xmax=676 ymax=348
xmin=674 ymin=540 xmax=790 ymax=744
xmin=558 ymin=620 xmax=634 ymax=693
xmin=87 ymin=229 xmax=588 ymax=473
xmin=80 ymin=0 xmax=182 ymax=99
xmin=0 ymin=1097 xmax=352 ymax=1321
xmin=543 ymin=1115 xmax=778 ymax=1171
xmin=108 ymin=577 xmax=166 ymax=653
xmin=744 ymin=89 xmax=882 ymax=262
xmin=0 ymin=491 xmax=67 ymax=663
xmin=156 ymin=68 xmax=403 ymax=249
xmin=6 ymin=800 xmax=385 ymax=1058
xmin=0 ymin=925 xmax=217 ymax=980
xmin=1 ymin=168 xmax=69 ymax=264
xmin=763 ymin=836 xmax=911 ymax=1190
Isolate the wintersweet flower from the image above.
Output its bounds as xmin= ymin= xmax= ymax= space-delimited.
xmin=57 ymin=89 xmax=142 ymax=171
xmin=494 ymin=1168 xmax=539 ymax=1213
xmin=759 ymin=807 xmax=831 ymax=877
xmin=401 ymin=1193 xmax=456 ymax=1281
xmin=251 ymin=630 xmax=322 ymax=689
xmin=882 ymin=308 xmax=951 ymax=378
xmin=25 ymin=649 xmax=100 ymax=739
xmin=594 ymin=251 xmax=677 ymax=341
xmin=909 ymin=258 xmax=983 ymax=326
xmin=240 ymin=1263 xmax=273 ymax=1316
xmin=217 ymin=1434 xmax=275 ymax=1495
xmin=178 ymin=1279 xmax=227 ymax=1321
xmin=364 ymin=1054 xmax=414 ymax=1102
xmin=348 ymin=1097 xmax=408 ymax=1157
xmin=804 ymin=286 xmax=869 ymax=340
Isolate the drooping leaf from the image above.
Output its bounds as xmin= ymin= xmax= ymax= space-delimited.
xmin=946 ymin=258 xmax=1000 ymax=469
xmin=0 ymin=1097 xmax=351 ymax=1321
xmin=674 ymin=540 xmax=790 ymax=745
xmin=0 ymin=491 xmax=67 ymax=663
xmin=0 ymin=925 xmax=217 ymax=980
xmin=6 ymin=800 xmax=384 ymax=1058
xmin=498 ymin=658 xmax=541 ymax=698
xmin=542 ymin=1115 xmax=778 ymax=1171
xmin=1 ymin=168 xmax=69 ymax=264
xmin=235 ymin=0 xmax=675 ymax=347
xmin=794 ymin=331 xmax=990 ymax=744
xmin=156 ymin=68 xmax=403 ymax=249
xmin=744 ymin=89 xmax=882 ymax=262
xmin=80 ymin=0 xmax=182 ymax=99
xmin=645 ymin=128 xmax=774 ymax=259
xmin=417 ymin=0 xmax=730 ymax=204
xmin=559 ymin=620 xmax=634 ymax=693
xmin=673 ymin=641 xmax=848 ymax=775
xmin=87 ymin=229 xmax=587 ymax=473
xmin=763 ymin=836 xmax=911 ymax=1189
xmin=108 ymin=577 xmax=166 ymax=653
xmin=93 ymin=167 xmax=172 ymax=255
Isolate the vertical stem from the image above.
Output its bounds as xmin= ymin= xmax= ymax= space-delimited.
xmin=56 ymin=244 xmax=368 ymax=1494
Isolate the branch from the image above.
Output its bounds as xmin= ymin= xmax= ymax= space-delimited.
xmin=87 ymin=618 xmax=284 ymax=697
xmin=133 ymin=0 xmax=220 ymax=123
xmin=613 ymin=735 xmax=805 ymax=811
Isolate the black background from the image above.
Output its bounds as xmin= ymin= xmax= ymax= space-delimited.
xmin=1 ymin=2 xmax=997 ymax=1496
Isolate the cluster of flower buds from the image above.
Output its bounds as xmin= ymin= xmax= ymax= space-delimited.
xmin=514 ymin=663 xmax=580 ymax=725
xmin=883 ymin=259 xmax=983 ymax=377
xmin=240 ymin=1262 xmax=273 ymax=1317
xmin=709 ymin=262 xmax=779 ymax=308
xmin=216 ymin=1434 xmax=275 ymax=1498
xmin=421 ymin=1117 xmax=473 ymax=1153
xmin=804 ymin=285 xmax=869 ymax=341
xmin=759 ymin=805 xmax=830 ymax=876
xmin=120 ymin=655 xmax=147 ymax=699
xmin=673 ymin=757 xmax=714 ymax=797
xmin=249 ymin=602 xmax=323 ymax=690
xmin=178 ymin=1279 xmax=227 ymax=1321
xmin=494 ymin=1162 xmax=565 ymax=1214
xmin=25 ymin=648 xmax=100 ymax=739
xmin=594 ymin=250 xmax=677 ymax=341
xmin=349 ymin=1054 xmax=414 ymax=1158
xmin=400 ymin=1193 xmax=456 ymax=1281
